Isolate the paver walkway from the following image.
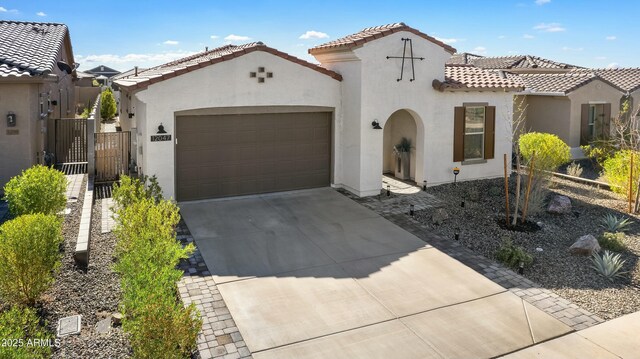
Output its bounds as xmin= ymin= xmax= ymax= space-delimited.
xmin=65 ymin=173 xmax=84 ymax=203
xmin=101 ymin=198 xmax=115 ymax=233
xmin=176 ymin=221 xmax=252 ymax=359
xmin=179 ymin=188 xmax=573 ymax=359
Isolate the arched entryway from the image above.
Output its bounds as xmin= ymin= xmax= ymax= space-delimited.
xmin=383 ymin=109 xmax=419 ymax=182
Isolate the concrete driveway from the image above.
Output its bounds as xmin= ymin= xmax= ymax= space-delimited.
xmin=180 ymin=188 xmax=571 ymax=359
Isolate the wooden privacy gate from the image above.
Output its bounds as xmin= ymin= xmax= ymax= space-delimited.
xmin=52 ymin=118 xmax=88 ymax=163
xmin=95 ymin=132 xmax=131 ymax=182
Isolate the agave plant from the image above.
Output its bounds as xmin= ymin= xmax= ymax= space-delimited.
xmin=591 ymin=250 xmax=627 ymax=281
xmin=600 ymin=213 xmax=632 ymax=233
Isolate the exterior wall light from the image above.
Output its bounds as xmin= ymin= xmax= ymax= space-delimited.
xmin=372 ymin=120 xmax=382 ymax=129
xmin=7 ymin=112 xmax=16 ymax=127
xmin=157 ymin=123 xmax=167 ymax=134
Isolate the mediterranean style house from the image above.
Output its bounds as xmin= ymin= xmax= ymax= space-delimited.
xmin=0 ymin=21 xmax=77 ymax=189
xmin=450 ymin=53 xmax=640 ymax=158
xmin=115 ymin=23 xmax=522 ymax=201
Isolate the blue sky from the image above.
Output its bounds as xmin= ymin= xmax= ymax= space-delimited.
xmin=3 ymin=1 xmax=639 ymax=71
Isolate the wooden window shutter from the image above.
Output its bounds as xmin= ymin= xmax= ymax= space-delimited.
xmin=580 ymin=104 xmax=589 ymax=145
xmin=602 ymin=103 xmax=611 ymax=139
xmin=453 ymin=107 xmax=465 ymax=162
xmin=484 ymin=106 xmax=496 ymax=159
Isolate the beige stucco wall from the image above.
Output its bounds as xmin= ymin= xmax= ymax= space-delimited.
xmin=522 ymin=95 xmax=571 ymax=143
xmin=567 ymin=79 xmax=622 ymax=148
xmin=127 ymin=50 xmax=342 ymax=200
xmin=0 ymin=84 xmax=39 ymax=190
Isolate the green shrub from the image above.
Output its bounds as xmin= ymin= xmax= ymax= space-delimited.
xmin=112 ymin=175 xmax=163 ymax=211
xmin=80 ymin=106 xmax=91 ymax=119
xmin=100 ymin=88 xmax=117 ymax=120
xmin=0 ymin=306 xmax=54 ymax=359
xmin=3 ymin=165 xmax=67 ymax=216
xmin=0 ymin=214 xmax=63 ymax=305
xmin=581 ymin=144 xmax=614 ymax=168
xmin=591 ymin=250 xmax=627 ymax=281
xmin=112 ymin=178 xmax=200 ymax=358
xmin=519 ymin=132 xmax=571 ymax=172
xmin=496 ymin=237 xmax=533 ymax=270
xmin=600 ymin=213 xmax=633 ymax=233
xmin=598 ymin=232 xmax=626 ymax=252
xmin=603 ymin=150 xmax=640 ymax=196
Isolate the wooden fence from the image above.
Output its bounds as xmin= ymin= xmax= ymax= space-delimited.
xmin=95 ymin=132 xmax=131 ymax=182
xmin=52 ymin=118 xmax=88 ymax=163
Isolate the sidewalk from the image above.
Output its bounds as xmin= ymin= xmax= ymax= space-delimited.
xmin=502 ymin=311 xmax=640 ymax=358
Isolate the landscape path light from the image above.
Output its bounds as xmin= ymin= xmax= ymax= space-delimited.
xmin=453 ymin=167 xmax=460 ymax=184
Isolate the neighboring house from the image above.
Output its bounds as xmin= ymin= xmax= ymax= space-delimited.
xmin=75 ymin=71 xmax=100 ymax=113
xmin=0 ymin=20 xmax=77 ymax=190
xmin=111 ymin=67 xmax=147 ymax=117
xmin=84 ymin=64 xmax=120 ymax=79
xmin=116 ymin=23 xmax=521 ymax=201
xmin=451 ymin=54 xmax=640 ymax=157
xmin=448 ymin=53 xmax=581 ymax=73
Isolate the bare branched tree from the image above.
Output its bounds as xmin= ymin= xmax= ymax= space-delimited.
xmin=504 ymin=95 xmax=529 ymax=225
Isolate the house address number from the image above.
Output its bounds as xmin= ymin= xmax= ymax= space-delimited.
xmin=151 ymin=134 xmax=172 ymax=142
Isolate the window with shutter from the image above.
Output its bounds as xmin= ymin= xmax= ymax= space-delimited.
xmin=453 ymin=105 xmax=495 ymax=162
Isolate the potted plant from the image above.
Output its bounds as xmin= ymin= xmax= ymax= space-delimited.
xmin=394 ymin=137 xmax=412 ymax=180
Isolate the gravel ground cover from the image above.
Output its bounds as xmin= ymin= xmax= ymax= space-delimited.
xmin=42 ymin=179 xmax=132 ymax=358
xmin=416 ymin=175 xmax=640 ymax=320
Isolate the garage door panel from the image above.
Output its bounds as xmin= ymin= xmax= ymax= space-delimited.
xmin=177 ymin=112 xmax=331 ymax=201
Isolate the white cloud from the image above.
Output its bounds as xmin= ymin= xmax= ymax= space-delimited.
xmin=523 ymin=34 xmax=535 ymax=39
xmin=36 ymin=11 xmax=46 ymax=16
xmin=163 ymin=40 xmax=179 ymax=45
xmin=605 ymin=35 xmax=616 ymax=41
xmin=606 ymin=62 xmax=619 ymax=69
xmin=76 ymin=51 xmax=198 ymax=71
xmin=498 ymin=35 xmax=506 ymax=39
xmin=224 ymin=34 xmax=251 ymax=42
xmin=210 ymin=35 xmax=219 ymax=40
xmin=0 ymin=6 xmax=18 ymax=13
xmin=473 ymin=46 xmax=487 ymax=54
xmin=562 ymin=46 xmax=583 ymax=51
xmin=435 ymin=37 xmax=464 ymax=44
xmin=534 ymin=23 xmax=566 ymax=32
xmin=534 ymin=0 xmax=551 ymax=5
xmin=299 ymin=30 xmax=329 ymax=40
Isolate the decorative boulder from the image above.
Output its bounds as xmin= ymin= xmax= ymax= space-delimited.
xmin=547 ymin=195 xmax=572 ymax=215
xmin=431 ymin=208 xmax=449 ymax=225
xmin=569 ymin=235 xmax=601 ymax=256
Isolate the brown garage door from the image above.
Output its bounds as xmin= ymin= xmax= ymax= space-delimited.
xmin=176 ymin=112 xmax=331 ymax=201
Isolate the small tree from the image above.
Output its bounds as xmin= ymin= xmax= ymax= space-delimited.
xmin=100 ymin=88 xmax=117 ymax=120
xmin=0 ymin=214 xmax=63 ymax=305
xmin=3 ymin=165 xmax=67 ymax=216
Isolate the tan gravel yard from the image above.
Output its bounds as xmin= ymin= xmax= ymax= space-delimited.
xmin=416 ymin=176 xmax=640 ymax=320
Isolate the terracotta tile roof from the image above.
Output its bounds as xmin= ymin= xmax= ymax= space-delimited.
xmin=309 ymin=22 xmax=456 ymax=55
xmin=448 ymin=54 xmax=580 ymax=70
xmin=0 ymin=20 xmax=70 ymax=77
xmin=433 ymin=64 xmax=523 ymax=91
xmin=115 ymin=42 xmax=342 ymax=90
xmin=572 ymin=68 xmax=640 ymax=93
xmin=516 ymin=72 xmax=600 ymax=93
xmin=447 ymin=53 xmax=484 ymax=65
